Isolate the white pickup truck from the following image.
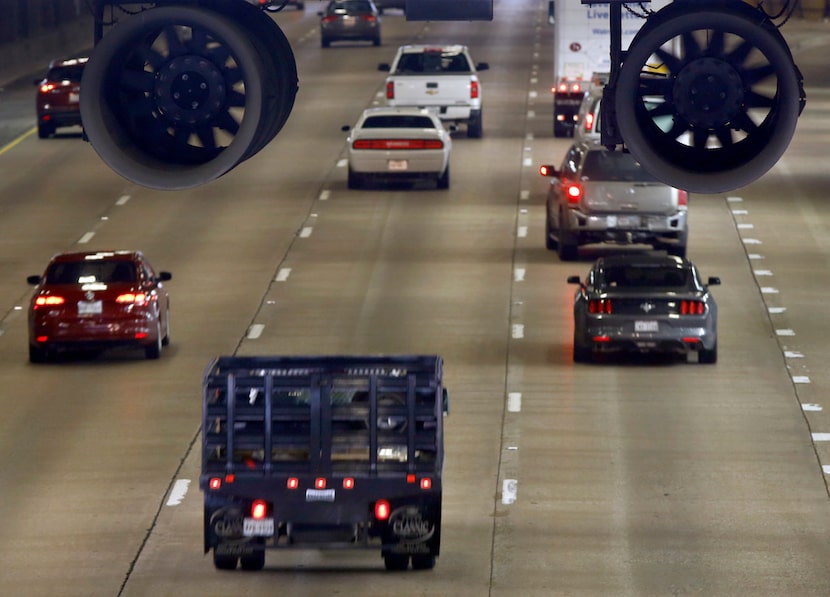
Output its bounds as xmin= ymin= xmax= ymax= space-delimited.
xmin=378 ymin=45 xmax=489 ymax=138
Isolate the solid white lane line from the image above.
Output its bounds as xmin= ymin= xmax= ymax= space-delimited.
xmin=247 ymin=324 xmax=265 ymax=339
xmin=166 ymin=479 xmax=190 ymax=506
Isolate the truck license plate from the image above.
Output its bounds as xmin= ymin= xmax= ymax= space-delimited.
xmin=243 ymin=517 xmax=274 ymax=537
xmin=306 ymin=488 xmax=336 ymax=502
xmin=388 ymin=160 xmax=408 ymax=171
xmin=77 ymin=300 xmax=102 ymax=315
xmin=635 ymin=320 xmax=659 ymax=332
xmin=615 ymin=215 xmax=641 ymax=228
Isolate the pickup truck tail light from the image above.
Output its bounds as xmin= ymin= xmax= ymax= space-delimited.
xmin=680 ymin=300 xmax=705 ymax=315
xmin=251 ymin=499 xmax=268 ymax=520
xmin=470 ymin=80 xmax=479 ymax=99
xmin=589 ymin=298 xmax=612 ymax=314
xmin=353 ymin=139 xmax=443 ymax=150
xmin=386 ymin=81 xmax=394 ymax=100
xmin=375 ymin=499 xmax=391 ymax=521
xmin=677 ymin=188 xmax=688 ymax=208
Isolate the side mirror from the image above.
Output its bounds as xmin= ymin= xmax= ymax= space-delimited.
xmin=567 ymin=275 xmax=581 ymax=285
xmin=476 ymin=62 xmax=489 ymax=71
xmin=342 ymin=125 xmax=351 ymax=132
xmin=707 ymin=276 xmax=721 ymax=286
xmin=378 ymin=63 xmax=391 ymax=72
xmin=27 ymin=275 xmax=42 ymax=285
xmin=539 ymin=165 xmax=558 ymax=177
xmin=158 ymin=271 xmax=172 ymax=282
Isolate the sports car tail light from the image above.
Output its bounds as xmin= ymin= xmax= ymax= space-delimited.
xmin=116 ymin=292 xmax=149 ymax=305
xmin=386 ymin=81 xmax=395 ymax=99
xmin=470 ymin=80 xmax=479 ymax=99
xmin=353 ymin=139 xmax=444 ymax=150
xmin=251 ymin=500 xmax=268 ymax=520
xmin=589 ymin=298 xmax=612 ymax=314
xmin=564 ymin=182 xmax=583 ymax=204
xmin=34 ymin=295 xmax=65 ymax=308
xmin=680 ymin=300 xmax=705 ymax=315
xmin=375 ymin=499 xmax=391 ymax=521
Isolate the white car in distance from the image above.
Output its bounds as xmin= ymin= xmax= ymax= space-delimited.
xmin=344 ymin=107 xmax=452 ymax=190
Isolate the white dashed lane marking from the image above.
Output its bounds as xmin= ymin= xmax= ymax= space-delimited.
xmin=247 ymin=324 xmax=265 ymax=339
xmin=166 ymin=479 xmax=190 ymax=506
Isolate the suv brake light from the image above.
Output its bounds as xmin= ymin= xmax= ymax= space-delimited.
xmin=34 ymin=295 xmax=65 ymax=308
xmin=564 ymin=182 xmax=583 ymax=204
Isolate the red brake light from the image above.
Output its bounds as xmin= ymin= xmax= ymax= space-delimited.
xmin=343 ymin=477 xmax=355 ymax=489
xmin=361 ymin=15 xmax=377 ymax=22
xmin=315 ymin=477 xmax=326 ymax=490
xmin=584 ymin=112 xmax=595 ymax=131
xmin=321 ymin=15 xmax=337 ymax=22
xmin=589 ymin=299 xmax=612 ymax=314
xmin=375 ymin=499 xmax=391 ymax=521
xmin=287 ymin=477 xmax=299 ymax=489
xmin=677 ymin=189 xmax=688 ymax=208
xmin=470 ymin=80 xmax=479 ymax=99
xmin=116 ymin=292 xmax=148 ymax=304
xmin=386 ymin=81 xmax=394 ymax=99
xmin=420 ymin=478 xmax=432 ymax=490
xmin=680 ymin=300 xmax=705 ymax=315
xmin=34 ymin=295 xmax=65 ymax=307
xmin=564 ymin=183 xmax=583 ymax=204
xmin=209 ymin=477 xmax=222 ymax=490
xmin=571 ymin=82 xmax=582 ymax=93
xmin=251 ymin=500 xmax=268 ymax=520
xmin=353 ymin=139 xmax=443 ymax=150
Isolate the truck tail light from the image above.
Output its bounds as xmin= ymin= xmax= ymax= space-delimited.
xmin=375 ymin=499 xmax=391 ymax=521
xmin=315 ymin=477 xmax=327 ymax=489
xmin=470 ymin=80 xmax=479 ymax=99
xmin=589 ymin=299 xmax=612 ymax=314
xmin=680 ymin=300 xmax=705 ymax=315
xmin=677 ymin=188 xmax=688 ymax=208
xmin=343 ymin=477 xmax=355 ymax=489
xmin=209 ymin=477 xmax=222 ymax=490
xmin=420 ymin=477 xmax=432 ymax=490
xmin=386 ymin=81 xmax=394 ymax=100
xmin=287 ymin=477 xmax=299 ymax=489
xmin=251 ymin=500 xmax=268 ymax=520
xmin=564 ymin=182 xmax=583 ymax=204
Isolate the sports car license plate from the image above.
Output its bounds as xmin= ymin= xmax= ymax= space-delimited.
xmin=388 ymin=160 xmax=408 ymax=171
xmin=243 ymin=517 xmax=274 ymax=537
xmin=635 ymin=320 xmax=659 ymax=332
xmin=77 ymin=300 xmax=102 ymax=315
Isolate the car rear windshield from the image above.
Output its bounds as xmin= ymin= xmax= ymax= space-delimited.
xmin=394 ymin=50 xmax=471 ymax=74
xmin=601 ymin=265 xmax=688 ymax=288
xmin=46 ymin=65 xmax=84 ymax=82
xmin=46 ymin=261 xmax=136 ymax=284
xmin=327 ymin=0 xmax=374 ymax=13
xmin=362 ymin=115 xmax=436 ymax=129
xmin=582 ymin=150 xmax=660 ymax=182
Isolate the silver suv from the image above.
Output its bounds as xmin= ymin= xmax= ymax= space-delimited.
xmin=540 ymin=140 xmax=689 ymax=261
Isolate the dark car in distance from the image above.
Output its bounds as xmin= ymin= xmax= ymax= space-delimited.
xmin=27 ymin=251 xmax=172 ymax=362
xmin=567 ymin=254 xmax=720 ymax=364
xmin=319 ymin=0 xmax=381 ymax=47
xmin=35 ymin=57 xmax=87 ymax=138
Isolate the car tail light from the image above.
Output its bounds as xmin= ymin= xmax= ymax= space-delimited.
xmin=361 ymin=15 xmax=377 ymax=22
xmin=251 ymin=500 xmax=268 ymax=520
xmin=375 ymin=499 xmax=391 ymax=521
xmin=39 ymin=83 xmax=57 ymax=94
xmin=116 ymin=292 xmax=149 ymax=305
xmin=589 ymin=299 xmax=612 ymax=314
xmin=680 ymin=300 xmax=705 ymax=315
xmin=386 ymin=81 xmax=394 ymax=100
xmin=584 ymin=112 xmax=595 ymax=132
xmin=321 ymin=15 xmax=338 ymax=23
xmin=34 ymin=295 xmax=65 ymax=308
xmin=677 ymin=188 xmax=688 ymax=208
xmin=563 ymin=182 xmax=583 ymax=204
xmin=353 ymin=139 xmax=443 ymax=150
xmin=470 ymin=80 xmax=479 ymax=99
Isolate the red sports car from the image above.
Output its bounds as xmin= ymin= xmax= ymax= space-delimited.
xmin=27 ymin=251 xmax=172 ymax=362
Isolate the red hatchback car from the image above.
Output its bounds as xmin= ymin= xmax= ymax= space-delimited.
xmin=27 ymin=251 xmax=172 ymax=362
xmin=35 ymin=57 xmax=87 ymax=138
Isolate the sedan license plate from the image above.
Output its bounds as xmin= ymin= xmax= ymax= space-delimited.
xmin=635 ymin=320 xmax=659 ymax=332
xmin=388 ymin=159 xmax=408 ymax=171
xmin=243 ymin=517 xmax=274 ymax=537
xmin=77 ymin=300 xmax=102 ymax=315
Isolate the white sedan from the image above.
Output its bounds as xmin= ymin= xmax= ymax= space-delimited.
xmin=345 ymin=107 xmax=452 ymax=189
